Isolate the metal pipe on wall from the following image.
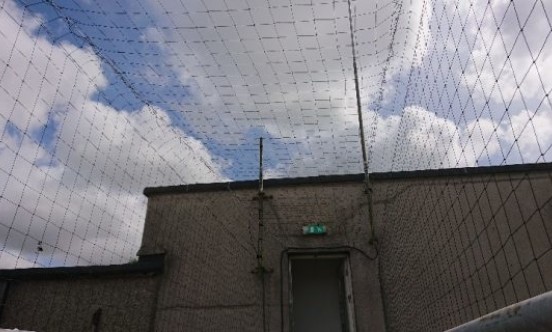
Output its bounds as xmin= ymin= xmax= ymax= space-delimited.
xmin=0 ymin=280 xmax=9 ymax=323
xmin=445 ymin=290 xmax=552 ymax=332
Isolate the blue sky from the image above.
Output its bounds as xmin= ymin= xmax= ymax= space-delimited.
xmin=18 ymin=0 xmax=284 ymax=180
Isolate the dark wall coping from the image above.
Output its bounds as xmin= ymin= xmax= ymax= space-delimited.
xmin=0 ymin=253 xmax=164 ymax=281
xmin=144 ymin=162 xmax=552 ymax=197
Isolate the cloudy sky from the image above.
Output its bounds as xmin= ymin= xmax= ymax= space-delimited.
xmin=0 ymin=0 xmax=550 ymax=268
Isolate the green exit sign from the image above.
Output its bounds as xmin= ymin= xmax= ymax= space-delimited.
xmin=302 ymin=224 xmax=327 ymax=235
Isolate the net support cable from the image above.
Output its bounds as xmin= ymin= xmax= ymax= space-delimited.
xmin=252 ymin=137 xmax=272 ymax=332
xmin=347 ymin=0 xmax=377 ymax=244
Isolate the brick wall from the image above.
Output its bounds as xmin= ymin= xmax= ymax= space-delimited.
xmin=142 ymin=182 xmax=386 ymax=331
xmin=143 ymin=190 xmax=262 ymax=331
xmin=1 ymin=275 xmax=159 ymax=332
xmin=373 ymin=168 xmax=552 ymax=331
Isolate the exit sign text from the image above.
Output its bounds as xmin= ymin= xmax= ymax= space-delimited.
xmin=302 ymin=224 xmax=327 ymax=235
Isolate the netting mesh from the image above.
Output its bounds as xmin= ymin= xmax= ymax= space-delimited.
xmin=376 ymin=169 xmax=552 ymax=331
xmin=0 ymin=0 xmax=550 ymax=317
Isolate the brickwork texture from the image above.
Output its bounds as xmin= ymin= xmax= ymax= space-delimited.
xmin=141 ymin=183 xmax=386 ymax=331
xmin=373 ymin=168 xmax=552 ymax=331
xmin=1 ymin=275 xmax=159 ymax=332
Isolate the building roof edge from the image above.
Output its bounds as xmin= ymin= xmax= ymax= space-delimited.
xmin=144 ymin=162 xmax=552 ymax=196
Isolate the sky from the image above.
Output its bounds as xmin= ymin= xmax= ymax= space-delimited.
xmin=0 ymin=0 xmax=550 ymax=268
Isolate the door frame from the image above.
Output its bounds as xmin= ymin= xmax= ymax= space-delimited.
xmin=287 ymin=252 xmax=357 ymax=332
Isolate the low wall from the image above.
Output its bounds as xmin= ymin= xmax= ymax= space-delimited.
xmin=0 ymin=255 xmax=163 ymax=332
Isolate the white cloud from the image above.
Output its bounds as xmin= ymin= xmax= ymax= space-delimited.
xmin=462 ymin=0 xmax=552 ymax=106
xmin=141 ymin=0 xmax=432 ymax=143
xmin=461 ymin=108 xmax=552 ymax=165
xmin=266 ymin=106 xmax=471 ymax=177
xmin=368 ymin=106 xmax=468 ymax=171
xmin=435 ymin=0 xmax=552 ymax=164
xmin=498 ymin=109 xmax=552 ymax=163
xmin=270 ymin=103 xmax=549 ymax=178
xmin=0 ymin=1 xmax=223 ymax=268
xmin=463 ymin=117 xmax=502 ymax=165
xmin=0 ymin=2 xmax=107 ymax=136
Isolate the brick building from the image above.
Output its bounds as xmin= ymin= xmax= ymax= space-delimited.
xmin=1 ymin=163 xmax=551 ymax=331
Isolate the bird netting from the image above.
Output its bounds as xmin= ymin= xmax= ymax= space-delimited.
xmin=0 ymin=0 xmax=550 ymax=276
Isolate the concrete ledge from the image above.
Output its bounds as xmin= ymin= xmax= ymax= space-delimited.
xmin=143 ymin=163 xmax=552 ymax=196
xmin=0 ymin=253 xmax=165 ymax=280
xmin=144 ymin=173 xmax=365 ymax=196
xmin=371 ymin=161 xmax=552 ymax=181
